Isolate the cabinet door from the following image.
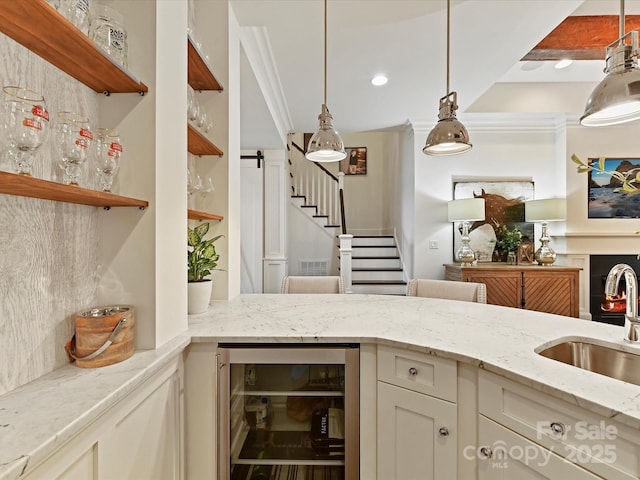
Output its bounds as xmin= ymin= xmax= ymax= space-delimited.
xmin=221 ymin=347 xmax=359 ymax=480
xmin=377 ymin=382 xmax=456 ymax=480
xmin=523 ymin=271 xmax=578 ymax=317
xmin=99 ymin=372 xmax=182 ymax=480
xmin=464 ymin=271 xmax=522 ymax=308
xmin=478 ymin=416 xmax=600 ymax=479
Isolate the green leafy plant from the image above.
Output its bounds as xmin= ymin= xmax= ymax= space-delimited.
xmin=494 ymin=225 xmax=522 ymax=253
xmin=571 ymin=153 xmax=640 ymax=195
xmin=188 ymin=223 xmax=223 ymax=282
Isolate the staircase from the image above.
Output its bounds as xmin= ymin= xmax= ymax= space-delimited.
xmin=290 ymin=195 xmax=340 ymax=230
xmin=349 ymin=236 xmax=407 ymax=295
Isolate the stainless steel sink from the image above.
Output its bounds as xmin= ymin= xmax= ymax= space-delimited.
xmin=537 ymin=340 xmax=640 ymax=387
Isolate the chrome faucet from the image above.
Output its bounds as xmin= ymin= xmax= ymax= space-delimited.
xmin=605 ymin=263 xmax=640 ymax=342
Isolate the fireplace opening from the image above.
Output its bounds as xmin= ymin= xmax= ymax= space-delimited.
xmin=590 ymin=255 xmax=640 ymax=325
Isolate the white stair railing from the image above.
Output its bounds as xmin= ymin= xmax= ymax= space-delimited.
xmin=288 ymin=138 xmax=343 ymax=229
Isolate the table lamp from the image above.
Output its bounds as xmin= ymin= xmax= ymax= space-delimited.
xmin=524 ymin=198 xmax=566 ymax=265
xmin=448 ymin=198 xmax=485 ymax=265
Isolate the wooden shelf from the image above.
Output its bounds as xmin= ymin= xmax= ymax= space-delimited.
xmin=188 ymin=209 xmax=224 ymax=221
xmin=188 ymin=36 xmax=223 ymax=91
xmin=0 ymin=0 xmax=148 ymax=94
xmin=0 ymin=172 xmax=149 ymax=208
xmin=188 ymin=124 xmax=224 ymax=156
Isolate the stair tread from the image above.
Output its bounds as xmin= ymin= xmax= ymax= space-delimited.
xmin=352 ymin=256 xmax=400 ymax=259
xmin=352 ymin=267 xmax=403 ymax=271
xmin=352 ymin=235 xmax=394 ymax=238
xmin=352 ymin=280 xmax=407 ymax=285
xmin=300 ymin=205 xmax=317 ymax=208
xmin=313 ymin=215 xmax=328 ymax=218
xmin=352 ymin=245 xmax=396 ymax=248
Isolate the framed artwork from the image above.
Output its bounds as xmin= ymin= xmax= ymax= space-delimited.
xmin=588 ymin=157 xmax=640 ymax=218
xmin=339 ymin=147 xmax=367 ymax=175
xmin=453 ymin=180 xmax=535 ymax=262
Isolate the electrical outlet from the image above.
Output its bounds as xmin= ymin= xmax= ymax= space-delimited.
xmin=429 ymin=240 xmax=438 ymax=249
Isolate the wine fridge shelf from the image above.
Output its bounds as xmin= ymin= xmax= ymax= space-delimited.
xmin=0 ymin=172 xmax=149 ymax=208
xmin=0 ymin=0 xmax=148 ymax=95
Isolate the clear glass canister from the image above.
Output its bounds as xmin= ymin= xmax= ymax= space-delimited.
xmin=89 ymin=4 xmax=128 ymax=69
xmin=59 ymin=0 xmax=90 ymax=35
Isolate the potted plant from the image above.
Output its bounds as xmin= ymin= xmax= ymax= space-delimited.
xmin=187 ymin=222 xmax=223 ymax=314
xmin=493 ymin=225 xmax=522 ymax=263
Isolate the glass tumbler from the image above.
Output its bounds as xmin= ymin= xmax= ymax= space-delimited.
xmin=59 ymin=0 xmax=90 ymax=35
xmin=2 ymin=86 xmax=50 ymax=176
xmin=54 ymin=111 xmax=93 ymax=186
xmin=89 ymin=4 xmax=128 ymax=68
xmin=94 ymin=128 xmax=122 ymax=192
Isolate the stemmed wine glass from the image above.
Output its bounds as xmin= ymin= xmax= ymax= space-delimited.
xmin=2 ymin=86 xmax=50 ymax=176
xmin=94 ymin=128 xmax=122 ymax=192
xmin=54 ymin=111 xmax=93 ymax=186
xmin=199 ymin=176 xmax=214 ymax=200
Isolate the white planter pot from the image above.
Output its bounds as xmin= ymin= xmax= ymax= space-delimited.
xmin=188 ymin=280 xmax=212 ymax=314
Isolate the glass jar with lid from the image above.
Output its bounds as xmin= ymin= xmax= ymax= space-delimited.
xmin=89 ymin=3 xmax=128 ymax=69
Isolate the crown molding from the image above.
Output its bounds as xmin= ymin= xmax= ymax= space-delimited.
xmin=240 ymin=27 xmax=293 ymax=143
xmin=412 ymin=113 xmax=567 ymax=135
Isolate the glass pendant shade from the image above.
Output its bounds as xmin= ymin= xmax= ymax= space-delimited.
xmin=305 ymin=104 xmax=346 ymax=162
xmin=580 ymin=21 xmax=640 ymax=126
xmin=424 ymin=92 xmax=472 ymax=155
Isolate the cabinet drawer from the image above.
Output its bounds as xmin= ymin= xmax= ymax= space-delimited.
xmin=479 ymin=370 xmax=640 ymax=480
xmin=377 ymin=345 xmax=456 ymax=402
xmin=477 ymin=416 xmax=600 ymax=479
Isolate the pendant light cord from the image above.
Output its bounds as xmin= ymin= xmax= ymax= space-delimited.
xmin=324 ymin=0 xmax=328 ymax=105
xmin=619 ymin=0 xmax=625 ymax=40
xmin=446 ymin=0 xmax=450 ymax=94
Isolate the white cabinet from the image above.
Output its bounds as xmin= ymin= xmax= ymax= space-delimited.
xmin=478 ymin=370 xmax=640 ymax=480
xmin=376 ymin=345 xmax=457 ymax=479
xmin=477 ymin=416 xmax=600 ymax=479
xmin=22 ymin=357 xmax=183 ymax=480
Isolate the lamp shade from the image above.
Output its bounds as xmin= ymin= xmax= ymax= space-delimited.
xmin=424 ymin=92 xmax=472 ymax=156
xmin=447 ymin=198 xmax=485 ymax=222
xmin=305 ymin=104 xmax=346 ymax=162
xmin=525 ymin=198 xmax=566 ymax=222
xmin=580 ymin=68 xmax=640 ymax=126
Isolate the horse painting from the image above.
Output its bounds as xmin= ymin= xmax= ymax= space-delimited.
xmin=453 ymin=181 xmax=535 ymax=262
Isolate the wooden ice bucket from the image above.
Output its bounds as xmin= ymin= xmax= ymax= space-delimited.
xmin=68 ymin=305 xmax=135 ymax=368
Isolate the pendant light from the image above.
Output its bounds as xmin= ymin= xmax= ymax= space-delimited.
xmin=423 ymin=0 xmax=472 ymax=156
xmin=580 ymin=0 xmax=640 ymax=127
xmin=305 ymin=0 xmax=346 ymax=163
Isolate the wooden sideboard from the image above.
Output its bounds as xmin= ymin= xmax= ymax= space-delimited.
xmin=444 ymin=263 xmax=581 ymax=317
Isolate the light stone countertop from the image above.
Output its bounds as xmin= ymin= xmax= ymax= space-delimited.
xmin=3 ymin=293 xmax=640 ymax=479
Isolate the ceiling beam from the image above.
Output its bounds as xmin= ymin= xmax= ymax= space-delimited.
xmin=523 ymin=15 xmax=640 ymax=61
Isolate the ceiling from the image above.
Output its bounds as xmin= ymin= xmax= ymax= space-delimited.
xmin=231 ymin=0 xmax=640 ymax=149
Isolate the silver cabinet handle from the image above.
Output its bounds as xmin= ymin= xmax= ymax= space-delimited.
xmin=408 ymin=367 xmax=418 ymax=377
xmin=438 ymin=427 xmax=449 ymax=437
xmin=479 ymin=447 xmax=492 ymax=459
xmin=550 ymin=422 xmax=566 ymax=436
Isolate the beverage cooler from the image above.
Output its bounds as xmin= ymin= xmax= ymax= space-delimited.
xmin=217 ymin=344 xmax=360 ymax=479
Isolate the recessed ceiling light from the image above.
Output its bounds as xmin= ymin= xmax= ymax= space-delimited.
xmin=555 ymin=59 xmax=573 ymax=69
xmin=371 ymin=74 xmax=388 ymax=86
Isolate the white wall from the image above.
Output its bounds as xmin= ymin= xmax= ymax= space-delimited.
xmin=287 ymin=203 xmax=338 ymax=277
xmin=338 ymin=132 xmax=399 ymax=236
xmin=410 ymin=114 xmax=562 ymax=280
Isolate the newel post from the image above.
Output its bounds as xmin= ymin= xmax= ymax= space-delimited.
xmin=339 ymin=234 xmax=353 ymax=293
